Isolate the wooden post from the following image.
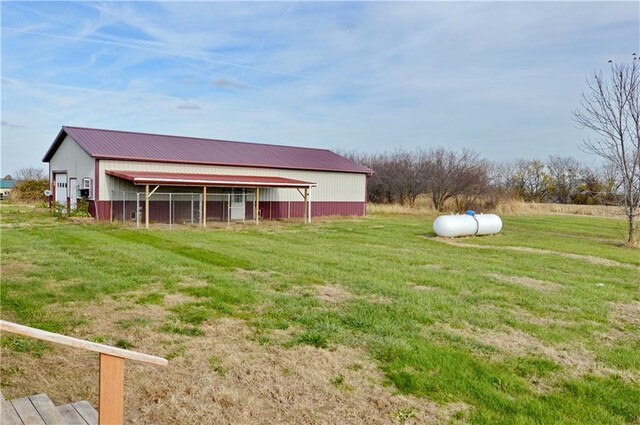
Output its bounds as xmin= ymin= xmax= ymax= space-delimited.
xmin=255 ymin=187 xmax=260 ymax=224
xmin=99 ymin=353 xmax=125 ymax=425
xmin=202 ymin=186 xmax=207 ymax=228
xmin=307 ymin=187 xmax=312 ymax=224
xmin=303 ymin=188 xmax=309 ymax=224
xmin=145 ymin=185 xmax=149 ymax=230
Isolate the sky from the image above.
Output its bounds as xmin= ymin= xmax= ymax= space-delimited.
xmin=1 ymin=1 xmax=639 ymax=175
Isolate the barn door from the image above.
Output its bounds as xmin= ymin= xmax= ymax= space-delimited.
xmin=230 ymin=188 xmax=245 ymax=220
xmin=54 ymin=173 xmax=68 ymax=206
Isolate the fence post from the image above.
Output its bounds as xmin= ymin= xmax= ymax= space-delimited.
xmin=202 ymin=187 xmax=207 ymax=228
xmin=136 ymin=193 xmax=140 ymax=229
xmin=169 ymin=193 xmax=172 ymax=229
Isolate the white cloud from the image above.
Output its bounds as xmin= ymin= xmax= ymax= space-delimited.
xmin=177 ymin=102 xmax=201 ymax=110
xmin=212 ymin=78 xmax=249 ymax=90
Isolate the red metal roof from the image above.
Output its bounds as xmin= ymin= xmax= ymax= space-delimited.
xmin=105 ymin=170 xmax=316 ymax=188
xmin=43 ymin=126 xmax=373 ymax=175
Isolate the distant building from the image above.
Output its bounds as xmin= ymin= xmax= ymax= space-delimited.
xmin=0 ymin=178 xmax=16 ymax=200
xmin=42 ymin=126 xmax=373 ymax=225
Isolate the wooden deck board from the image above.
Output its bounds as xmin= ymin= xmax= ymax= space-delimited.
xmin=56 ymin=403 xmax=89 ymax=425
xmin=28 ymin=394 xmax=66 ymax=425
xmin=2 ymin=393 xmax=97 ymax=425
xmin=1 ymin=398 xmax=25 ymax=425
xmin=9 ymin=397 xmax=46 ymax=425
xmin=71 ymin=401 xmax=98 ymax=425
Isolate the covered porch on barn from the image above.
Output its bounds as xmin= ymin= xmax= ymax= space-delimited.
xmin=106 ymin=171 xmax=316 ymax=229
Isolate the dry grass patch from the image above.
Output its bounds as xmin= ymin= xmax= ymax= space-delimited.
xmin=128 ymin=318 xmax=459 ymax=424
xmin=1 ymin=260 xmax=38 ymax=275
xmin=610 ymin=302 xmax=640 ymax=327
xmin=2 ymin=298 xmax=467 ymax=424
xmin=0 ymin=261 xmax=39 ymax=282
xmin=487 ymin=273 xmax=562 ymax=292
xmin=418 ymin=264 xmax=443 ymax=270
xmin=363 ymin=294 xmax=394 ymax=304
xmin=315 ymin=284 xmax=353 ymax=304
xmin=1 ymin=297 xmax=171 ymax=408
xmin=369 ymin=199 xmax=622 ymax=218
xmin=433 ymin=324 xmax=637 ymax=381
xmin=235 ymin=268 xmax=278 ymax=279
xmin=412 ymin=285 xmax=438 ymax=292
xmin=176 ymin=277 xmax=209 ymax=287
xmin=164 ymin=293 xmax=203 ymax=308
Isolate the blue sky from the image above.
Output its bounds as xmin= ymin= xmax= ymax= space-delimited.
xmin=1 ymin=1 xmax=638 ymax=175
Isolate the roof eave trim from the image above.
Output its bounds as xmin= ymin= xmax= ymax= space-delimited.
xmin=94 ymin=156 xmax=373 ymax=175
xmin=132 ymin=177 xmax=316 ymax=188
xmin=42 ymin=128 xmax=68 ymax=162
xmin=43 ymin=127 xmax=97 ymax=163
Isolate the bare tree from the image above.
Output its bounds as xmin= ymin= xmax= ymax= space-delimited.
xmin=14 ymin=167 xmax=47 ymax=181
xmin=546 ymin=155 xmax=582 ymax=204
xmin=508 ymin=159 xmax=551 ymax=202
xmin=574 ymin=57 xmax=640 ymax=244
xmin=574 ymin=164 xmax=620 ymax=205
xmin=424 ymin=148 xmax=489 ymax=211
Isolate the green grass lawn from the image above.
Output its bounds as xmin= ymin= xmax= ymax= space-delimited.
xmin=1 ymin=204 xmax=639 ymax=424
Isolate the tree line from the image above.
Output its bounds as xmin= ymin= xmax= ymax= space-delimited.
xmin=342 ymin=149 xmax=622 ymax=211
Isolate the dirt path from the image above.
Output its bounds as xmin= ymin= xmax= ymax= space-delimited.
xmin=427 ymin=237 xmax=639 ymax=269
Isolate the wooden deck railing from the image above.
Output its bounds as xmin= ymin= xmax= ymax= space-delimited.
xmin=0 ymin=320 xmax=168 ymax=425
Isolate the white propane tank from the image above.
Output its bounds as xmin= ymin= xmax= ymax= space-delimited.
xmin=474 ymin=213 xmax=502 ymax=235
xmin=433 ymin=211 xmax=502 ymax=238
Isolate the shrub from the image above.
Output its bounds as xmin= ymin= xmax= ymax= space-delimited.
xmin=12 ymin=179 xmax=49 ymax=203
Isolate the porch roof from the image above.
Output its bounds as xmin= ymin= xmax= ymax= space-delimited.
xmin=105 ymin=170 xmax=316 ymax=188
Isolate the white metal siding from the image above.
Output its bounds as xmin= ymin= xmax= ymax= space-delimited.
xmin=99 ymin=160 xmax=366 ymax=202
xmin=49 ymin=135 xmax=95 ymax=198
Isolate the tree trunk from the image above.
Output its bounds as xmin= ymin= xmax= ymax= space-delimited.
xmin=628 ymin=216 xmax=638 ymax=245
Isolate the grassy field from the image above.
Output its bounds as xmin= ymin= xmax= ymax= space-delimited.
xmin=1 ymin=204 xmax=639 ymax=424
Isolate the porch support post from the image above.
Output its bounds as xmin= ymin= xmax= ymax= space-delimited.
xmin=307 ymin=186 xmax=312 ymax=224
xmin=303 ymin=187 xmax=309 ymax=224
xmin=203 ymin=186 xmax=207 ymax=228
xmin=145 ymin=185 xmax=149 ymax=229
xmin=256 ymin=187 xmax=260 ymax=224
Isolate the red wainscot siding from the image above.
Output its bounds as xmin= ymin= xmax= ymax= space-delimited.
xmin=258 ymin=201 xmax=366 ymax=220
xmin=89 ymin=201 xmax=111 ymax=221
xmin=99 ymin=200 xmax=367 ymax=222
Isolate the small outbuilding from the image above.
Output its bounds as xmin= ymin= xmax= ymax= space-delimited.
xmin=42 ymin=126 xmax=373 ymax=227
xmin=0 ymin=178 xmax=16 ymax=200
